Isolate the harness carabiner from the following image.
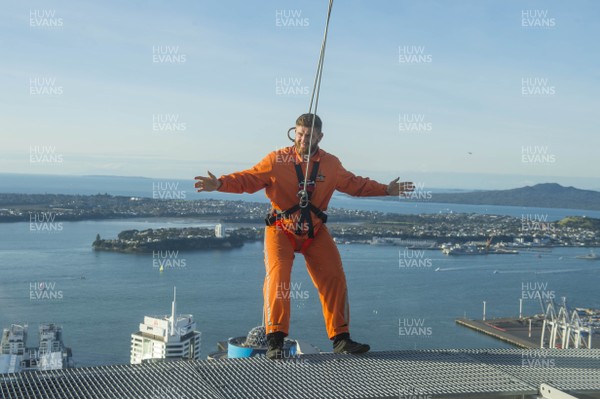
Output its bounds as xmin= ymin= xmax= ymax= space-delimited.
xmin=287 ymin=127 xmax=296 ymax=142
xmin=297 ymin=189 xmax=309 ymax=209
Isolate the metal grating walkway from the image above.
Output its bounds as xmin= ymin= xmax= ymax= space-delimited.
xmin=1 ymin=349 xmax=600 ymax=398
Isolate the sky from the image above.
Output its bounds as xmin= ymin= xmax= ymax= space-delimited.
xmin=1 ymin=0 xmax=599 ymax=190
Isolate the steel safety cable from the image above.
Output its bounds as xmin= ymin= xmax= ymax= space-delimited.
xmin=299 ymin=0 xmax=334 ymax=208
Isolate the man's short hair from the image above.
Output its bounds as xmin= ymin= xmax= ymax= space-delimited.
xmin=296 ymin=113 xmax=322 ymax=131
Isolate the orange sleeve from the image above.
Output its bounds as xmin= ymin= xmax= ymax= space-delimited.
xmin=335 ymin=160 xmax=388 ymax=197
xmin=217 ymin=153 xmax=273 ymax=194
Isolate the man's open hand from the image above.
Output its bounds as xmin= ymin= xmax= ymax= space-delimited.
xmin=387 ymin=178 xmax=415 ymax=197
xmin=194 ymin=171 xmax=221 ymax=192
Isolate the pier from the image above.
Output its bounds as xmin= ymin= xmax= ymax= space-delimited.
xmin=457 ymin=310 xmax=599 ymax=349
xmin=457 ymin=317 xmax=544 ymax=349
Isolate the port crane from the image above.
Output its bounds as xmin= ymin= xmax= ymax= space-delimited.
xmin=540 ymin=298 xmax=593 ymax=349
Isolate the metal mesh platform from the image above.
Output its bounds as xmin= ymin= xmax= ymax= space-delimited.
xmin=461 ymin=348 xmax=600 ymax=394
xmin=2 ymin=349 xmax=600 ymax=399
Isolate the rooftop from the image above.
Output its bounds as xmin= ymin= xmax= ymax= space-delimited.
xmin=2 ymin=348 xmax=600 ymax=398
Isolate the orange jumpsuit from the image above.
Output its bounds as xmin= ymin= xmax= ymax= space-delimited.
xmin=218 ymin=146 xmax=388 ymax=339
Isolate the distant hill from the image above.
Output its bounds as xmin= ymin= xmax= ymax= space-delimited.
xmin=410 ymin=183 xmax=600 ymax=211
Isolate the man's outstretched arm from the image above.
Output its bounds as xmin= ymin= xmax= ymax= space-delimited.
xmin=336 ymin=162 xmax=414 ymax=197
xmin=195 ymin=153 xmax=274 ymax=194
xmin=194 ymin=171 xmax=221 ymax=192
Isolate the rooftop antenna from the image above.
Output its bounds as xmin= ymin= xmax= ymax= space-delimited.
xmin=170 ymin=286 xmax=177 ymax=336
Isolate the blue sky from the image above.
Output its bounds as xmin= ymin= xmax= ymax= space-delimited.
xmin=1 ymin=0 xmax=599 ymax=190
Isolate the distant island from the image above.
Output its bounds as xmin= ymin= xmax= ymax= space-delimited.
xmin=92 ymin=227 xmax=261 ymax=253
xmin=2 ymin=190 xmax=600 ymax=249
xmin=92 ymin=214 xmax=600 ymax=252
xmin=402 ymin=183 xmax=600 ymax=211
xmin=1 ymin=184 xmax=599 ymax=225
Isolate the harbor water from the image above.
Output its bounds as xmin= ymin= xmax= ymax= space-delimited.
xmin=1 ymin=174 xmax=599 ymax=366
xmin=0 ymin=218 xmax=598 ymax=367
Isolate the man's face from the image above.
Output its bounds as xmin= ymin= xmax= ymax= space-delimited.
xmin=294 ymin=125 xmax=323 ymax=156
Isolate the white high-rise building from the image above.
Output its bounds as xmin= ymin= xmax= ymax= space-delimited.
xmin=215 ymin=223 xmax=224 ymax=238
xmin=1 ymin=324 xmax=27 ymax=356
xmin=0 ymin=323 xmax=72 ymax=374
xmin=130 ymin=287 xmax=201 ymax=365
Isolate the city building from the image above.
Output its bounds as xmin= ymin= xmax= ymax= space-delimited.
xmin=130 ymin=287 xmax=201 ymax=364
xmin=0 ymin=323 xmax=72 ymax=374
xmin=215 ymin=223 xmax=224 ymax=238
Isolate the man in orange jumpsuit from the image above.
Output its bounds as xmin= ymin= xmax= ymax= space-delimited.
xmin=195 ymin=114 xmax=414 ymax=359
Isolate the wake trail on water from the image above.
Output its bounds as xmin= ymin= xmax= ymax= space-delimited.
xmin=493 ymin=268 xmax=587 ymax=274
xmin=435 ymin=266 xmax=482 ymax=272
xmin=533 ymin=268 xmax=587 ymax=274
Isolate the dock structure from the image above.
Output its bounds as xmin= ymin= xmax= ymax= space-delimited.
xmin=457 ymin=317 xmax=543 ymax=349
xmin=457 ymin=317 xmax=599 ymax=349
xmin=2 ymin=349 xmax=600 ymax=398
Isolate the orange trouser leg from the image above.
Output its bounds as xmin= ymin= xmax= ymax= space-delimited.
xmin=263 ymin=226 xmax=295 ymax=336
xmin=303 ymin=226 xmax=350 ymax=340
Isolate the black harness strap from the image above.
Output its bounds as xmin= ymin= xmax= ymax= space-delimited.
xmin=297 ymin=161 xmax=319 ymax=237
xmin=265 ymin=161 xmax=327 ymax=238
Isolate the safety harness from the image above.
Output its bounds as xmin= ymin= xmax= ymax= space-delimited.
xmin=264 ymin=0 xmax=333 ymax=254
xmin=265 ymin=161 xmax=328 ymax=252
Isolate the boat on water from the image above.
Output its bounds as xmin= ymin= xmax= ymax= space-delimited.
xmin=575 ymin=251 xmax=600 ymax=261
xmin=442 ymin=244 xmax=484 ymax=256
xmin=491 ymin=247 xmax=519 ymax=255
xmin=370 ymin=237 xmax=401 ymax=246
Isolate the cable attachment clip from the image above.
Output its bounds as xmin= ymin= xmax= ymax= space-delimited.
xmin=297 ymin=189 xmax=309 ymax=209
xmin=287 ymin=127 xmax=296 ymax=142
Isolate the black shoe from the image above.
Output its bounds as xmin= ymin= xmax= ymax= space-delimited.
xmin=333 ymin=333 xmax=370 ymax=354
xmin=266 ymin=332 xmax=285 ymax=360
